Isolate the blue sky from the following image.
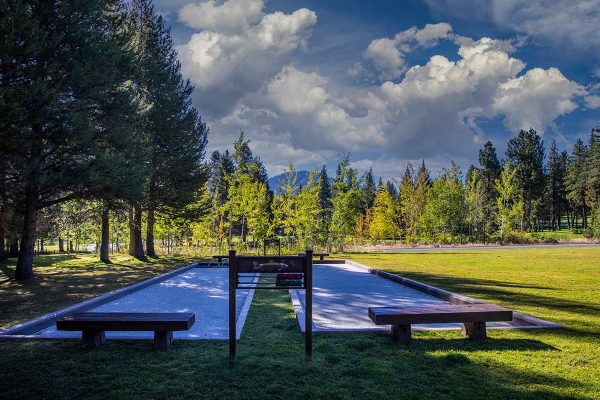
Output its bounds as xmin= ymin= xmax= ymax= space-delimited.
xmin=155 ymin=0 xmax=600 ymax=181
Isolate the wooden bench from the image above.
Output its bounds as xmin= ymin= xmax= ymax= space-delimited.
xmin=298 ymin=252 xmax=329 ymax=260
xmin=56 ymin=312 xmax=195 ymax=349
xmin=368 ymin=304 xmax=512 ymax=343
xmin=208 ymin=255 xmax=228 ymax=267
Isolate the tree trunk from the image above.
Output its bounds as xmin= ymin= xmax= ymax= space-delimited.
xmin=58 ymin=237 xmax=64 ymax=253
xmin=132 ymin=206 xmax=146 ymax=260
xmin=9 ymin=237 xmax=18 ymax=256
xmin=241 ymin=215 xmax=246 ymax=243
xmin=15 ymin=187 xmax=38 ymax=279
xmin=582 ymin=199 xmax=587 ymax=229
xmin=100 ymin=203 xmax=110 ymax=263
xmin=146 ymin=204 xmax=157 ymax=258
xmin=128 ymin=207 xmax=135 ymax=256
xmin=0 ymin=210 xmax=5 ymax=260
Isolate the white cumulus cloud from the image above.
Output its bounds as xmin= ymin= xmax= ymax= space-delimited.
xmin=364 ymin=23 xmax=453 ymax=80
xmin=492 ymin=68 xmax=584 ymax=131
xmin=377 ymin=37 xmax=583 ymax=157
xmin=177 ymin=0 xmax=316 ymax=117
xmin=426 ymin=0 xmax=600 ymax=56
xmin=179 ymin=0 xmax=263 ymax=34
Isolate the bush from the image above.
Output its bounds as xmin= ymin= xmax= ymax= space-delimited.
xmin=502 ymin=231 xmax=534 ymax=244
xmin=531 ymin=232 xmax=559 ymax=244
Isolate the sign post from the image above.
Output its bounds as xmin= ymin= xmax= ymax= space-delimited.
xmin=229 ymin=248 xmax=313 ymax=363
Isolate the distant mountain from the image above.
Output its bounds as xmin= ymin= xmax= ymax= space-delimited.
xmin=268 ymin=171 xmax=310 ymax=195
xmin=267 ymin=170 xmax=333 ymax=195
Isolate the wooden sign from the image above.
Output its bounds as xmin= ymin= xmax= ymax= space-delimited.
xmin=229 ymin=249 xmax=313 ymax=364
xmin=236 ymin=256 xmax=305 ymax=273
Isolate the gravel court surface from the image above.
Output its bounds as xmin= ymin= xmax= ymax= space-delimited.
xmin=36 ymin=267 xmax=255 ymax=340
xmin=291 ymin=263 xmax=516 ymax=331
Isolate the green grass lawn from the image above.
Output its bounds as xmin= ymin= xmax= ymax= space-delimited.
xmin=533 ymin=229 xmax=587 ymax=241
xmin=1 ymin=248 xmax=599 ymax=399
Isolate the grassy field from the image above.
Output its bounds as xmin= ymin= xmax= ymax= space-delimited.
xmin=533 ymin=229 xmax=587 ymax=241
xmin=0 ymin=248 xmax=599 ymax=399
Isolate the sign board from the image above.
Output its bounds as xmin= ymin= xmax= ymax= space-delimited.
xmin=228 ymin=249 xmax=313 ymax=363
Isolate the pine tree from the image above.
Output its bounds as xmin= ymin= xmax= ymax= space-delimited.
xmin=233 ymin=132 xmax=254 ymax=174
xmin=506 ymin=129 xmax=545 ymax=231
xmin=330 ymin=155 xmax=362 ymax=251
xmin=1 ymin=0 xmax=145 ymax=278
xmin=317 ymin=165 xmax=332 ymax=246
xmin=129 ymin=0 xmax=208 ymax=258
xmin=412 ymin=160 xmax=431 ymax=237
xmin=385 ymin=181 xmax=398 ymax=198
xmin=566 ymin=139 xmax=589 ymax=229
xmin=361 ymin=167 xmax=377 ymax=211
xmin=478 ymin=141 xmax=501 ymax=239
xmin=545 ymin=141 xmax=567 ymax=230
xmin=398 ymin=164 xmax=415 ymax=237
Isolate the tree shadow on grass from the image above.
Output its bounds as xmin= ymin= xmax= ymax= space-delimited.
xmin=390 ymin=271 xmax=600 ymax=317
xmin=0 ymin=260 xmax=185 ymax=330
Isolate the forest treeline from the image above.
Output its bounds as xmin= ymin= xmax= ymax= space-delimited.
xmin=0 ymin=1 xmax=208 ymax=278
xmin=203 ymin=128 xmax=600 ymax=254
xmin=2 ymin=2 xmax=599 ymax=280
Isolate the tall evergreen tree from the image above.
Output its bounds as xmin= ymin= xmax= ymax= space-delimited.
xmin=506 ymin=129 xmax=545 ymax=230
xmin=129 ymin=0 xmax=208 ymax=258
xmin=361 ymin=168 xmax=377 ymax=211
xmin=318 ymin=165 xmax=332 ymax=218
xmin=566 ymin=139 xmax=589 ymax=228
xmin=385 ymin=181 xmax=398 ymax=198
xmin=398 ymin=164 xmax=415 ymax=236
xmin=545 ymin=141 xmax=567 ymax=230
xmin=588 ymin=127 xmax=600 ymax=199
xmin=478 ymin=141 xmax=501 ymax=238
xmin=233 ymin=132 xmax=254 ymax=174
xmin=1 ymin=0 xmax=144 ymax=278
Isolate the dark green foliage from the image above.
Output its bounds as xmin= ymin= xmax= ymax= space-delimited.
xmin=361 ymin=167 xmax=377 ymax=210
xmin=417 ymin=160 xmax=432 ymax=187
xmin=130 ymin=0 xmax=208 ymax=212
xmin=0 ymin=0 xmax=147 ymax=277
xmin=385 ymin=180 xmax=398 ymax=198
xmin=318 ymin=165 xmax=332 ymax=219
xmin=477 ymin=141 xmax=502 ymax=237
xmin=506 ymin=129 xmax=545 ymax=230
xmin=128 ymin=0 xmax=208 ymax=257
xmin=544 ymin=142 xmax=568 ymax=230
xmin=565 ymin=139 xmax=589 ymax=228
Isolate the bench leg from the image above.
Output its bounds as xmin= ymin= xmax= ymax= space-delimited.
xmin=82 ymin=331 xmax=105 ymax=348
xmin=391 ymin=324 xmax=411 ymax=343
xmin=461 ymin=322 xmax=487 ymax=341
xmin=154 ymin=331 xmax=173 ymax=349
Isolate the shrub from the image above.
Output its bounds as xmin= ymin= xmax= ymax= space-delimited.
xmin=502 ymin=231 xmax=534 ymax=244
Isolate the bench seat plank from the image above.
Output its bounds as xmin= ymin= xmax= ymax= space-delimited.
xmin=57 ymin=312 xmax=195 ymax=332
xmin=369 ymin=304 xmax=512 ymax=326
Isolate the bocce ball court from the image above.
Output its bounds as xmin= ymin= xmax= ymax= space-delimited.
xmin=0 ymin=251 xmax=559 ymax=359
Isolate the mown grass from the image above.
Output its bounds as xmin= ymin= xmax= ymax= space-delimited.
xmin=0 ymin=248 xmax=599 ymax=399
xmin=533 ymin=229 xmax=586 ymax=241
